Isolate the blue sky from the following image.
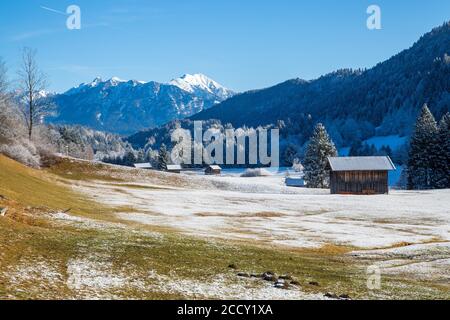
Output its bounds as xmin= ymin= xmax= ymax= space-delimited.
xmin=0 ymin=0 xmax=449 ymax=93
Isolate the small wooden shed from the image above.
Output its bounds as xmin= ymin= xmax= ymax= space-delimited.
xmin=205 ymin=165 xmax=221 ymax=175
xmin=166 ymin=164 xmax=182 ymax=174
xmin=327 ymin=156 xmax=396 ymax=195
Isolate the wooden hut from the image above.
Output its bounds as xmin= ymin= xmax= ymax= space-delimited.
xmin=133 ymin=163 xmax=153 ymax=170
xmin=327 ymin=156 xmax=396 ymax=195
xmin=205 ymin=165 xmax=221 ymax=175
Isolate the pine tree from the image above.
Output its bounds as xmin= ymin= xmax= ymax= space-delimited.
xmin=303 ymin=123 xmax=338 ymax=188
xmin=435 ymin=113 xmax=450 ymax=188
xmin=123 ymin=151 xmax=136 ymax=167
xmin=407 ymin=104 xmax=439 ymax=190
xmin=158 ymin=143 xmax=170 ymax=171
xmin=136 ymin=149 xmax=145 ymax=163
xmin=282 ymin=144 xmax=297 ymax=166
xmin=379 ymin=145 xmax=392 ymax=157
xmin=349 ymin=139 xmax=363 ymax=156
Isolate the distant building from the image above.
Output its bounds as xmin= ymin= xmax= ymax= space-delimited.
xmin=133 ymin=163 xmax=153 ymax=170
xmin=205 ymin=165 xmax=221 ymax=175
xmin=166 ymin=164 xmax=182 ymax=174
xmin=285 ymin=177 xmax=305 ymax=187
xmin=327 ymin=156 xmax=396 ymax=195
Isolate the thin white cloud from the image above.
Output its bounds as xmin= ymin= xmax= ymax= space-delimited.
xmin=40 ymin=6 xmax=67 ymax=16
xmin=11 ymin=28 xmax=59 ymax=41
xmin=10 ymin=6 xmax=67 ymax=41
xmin=10 ymin=4 xmax=163 ymax=42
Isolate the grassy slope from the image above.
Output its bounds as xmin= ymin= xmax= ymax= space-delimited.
xmin=0 ymin=155 xmax=448 ymax=299
xmin=0 ymin=155 xmax=114 ymax=217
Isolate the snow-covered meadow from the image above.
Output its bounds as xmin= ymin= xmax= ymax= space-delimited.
xmin=75 ymin=169 xmax=450 ymax=250
xmin=62 ymin=163 xmax=450 ymax=294
xmin=5 ymin=157 xmax=446 ymax=300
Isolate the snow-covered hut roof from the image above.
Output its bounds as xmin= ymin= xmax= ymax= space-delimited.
xmin=207 ymin=165 xmax=222 ymax=170
xmin=166 ymin=164 xmax=182 ymax=171
xmin=133 ymin=163 xmax=152 ymax=169
xmin=327 ymin=156 xmax=396 ymax=171
xmin=285 ymin=177 xmax=305 ymax=187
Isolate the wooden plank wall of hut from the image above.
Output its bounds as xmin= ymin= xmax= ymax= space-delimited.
xmin=330 ymin=170 xmax=389 ymax=194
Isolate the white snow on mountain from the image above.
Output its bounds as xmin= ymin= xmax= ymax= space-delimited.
xmin=48 ymin=73 xmax=235 ymax=134
xmin=37 ymin=90 xmax=54 ymax=98
xmin=108 ymin=76 xmax=127 ymax=86
xmin=68 ymin=77 xmax=135 ymax=94
xmin=169 ymin=73 xmax=235 ymax=101
xmin=66 ymin=74 xmax=234 ymax=99
xmin=86 ymin=76 xmax=127 ymax=87
xmin=89 ymin=77 xmax=103 ymax=87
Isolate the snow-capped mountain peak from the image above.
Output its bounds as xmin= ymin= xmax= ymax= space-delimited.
xmin=169 ymin=73 xmax=235 ymax=100
xmin=83 ymin=76 xmax=126 ymax=88
xmin=89 ymin=77 xmax=103 ymax=87
xmin=170 ymin=73 xmax=215 ymax=92
xmin=37 ymin=90 xmax=54 ymax=98
xmin=67 ymin=77 xmax=132 ymax=95
xmin=108 ymin=76 xmax=126 ymax=86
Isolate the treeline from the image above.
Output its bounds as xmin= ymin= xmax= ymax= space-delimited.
xmin=126 ymin=119 xmax=279 ymax=167
xmin=48 ymin=125 xmax=135 ymax=161
xmin=102 ymin=148 xmax=158 ymax=167
xmin=407 ymin=105 xmax=450 ymax=189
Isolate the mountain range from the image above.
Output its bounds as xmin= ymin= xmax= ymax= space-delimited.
xmin=47 ymin=74 xmax=235 ymax=135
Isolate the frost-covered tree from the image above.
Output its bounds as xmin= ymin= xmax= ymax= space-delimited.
xmin=123 ymin=151 xmax=136 ymax=166
xmin=158 ymin=143 xmax=170 ymax=171
xmin=303 ymin=123 xmax=338 ymax=188
xmin=292 ymin=158 xmax=304 ymax=173
xmin=282 ymin=144 xmax=298 ymax=166
xmin=0 ymin=58 xmax=41 ymax=167
xmin=136 ymin=149 xmax=146 ymax=163
xmin=0 ymin=57 xmax=9 ymax=137
xmin=0 ymin=101 xmax=41 ymax=167
xmin=0 ymin=57 xmax=8 ymax=105
xmin=146 ymin=148 xmax=159 ymax=168
xmin=407 ymin=104 xmax=439 ymax=190
xmin=435 ymin=113 xmax=450 ymax=188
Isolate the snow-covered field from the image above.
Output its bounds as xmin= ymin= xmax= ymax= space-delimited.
xmin=75 ymin=171 xmax=450 ymax=250
xmin=4 ymin=159 xmax=447 ymax=300
xmin=67 ymin=168 xmax=450 ymax=295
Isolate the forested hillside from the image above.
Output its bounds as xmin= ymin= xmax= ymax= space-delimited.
xmin=128 ymin=23 xmax=450 ymax=165
xmin=191 ymin=22 xmax=450 ymax=145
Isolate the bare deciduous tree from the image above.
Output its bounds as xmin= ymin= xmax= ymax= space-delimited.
xmin=17 ymin=48 xmax=54 ymax=139
xmin=0 ymin=57 xmax=12 ymax=140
